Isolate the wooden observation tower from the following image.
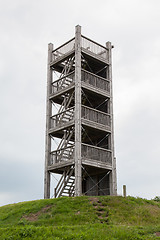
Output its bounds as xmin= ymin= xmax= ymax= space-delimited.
xmin=44 ymin=25 xmax=117 ymax=198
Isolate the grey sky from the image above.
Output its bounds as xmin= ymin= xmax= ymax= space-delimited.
xmin=0 ymin=0 xmax=160 ymax=206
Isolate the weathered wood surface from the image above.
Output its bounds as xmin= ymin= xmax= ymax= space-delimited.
xmin=44 ymin=26 xmax=117 ymax=199
xmin=74 ymin=25 xmax=82 ymax=196
xmin=44 ymin=43 xmax=53 ymax=199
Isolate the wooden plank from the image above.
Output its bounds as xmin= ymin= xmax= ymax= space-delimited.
xmin=47 ymin=160 xmax=74 ymax=171
xmin=106 ymin=41 xmax=117 ymax=196
xmin=49 ymin=120 xmax=74 ymax=134
xmin=49 ymin=83 xmax=75 ymax=99
xmin=74 ymin=25 xmax=82 ymax=196
xmin=81 ymin=119 xmax=111 ymax=132
xmin=81 ymin=82 xmax=110 ymax=98
xmin=44 ymin=43 xmax=53 ymax=199
xmin=82 ymin=159 xmax=112 ymax=170
xmin=81 ymin=48 xmax=109 ymax=64
xmin=81 ymin=35 xmax=108 ymax=50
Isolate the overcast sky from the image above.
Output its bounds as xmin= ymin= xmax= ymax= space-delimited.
xmin=0 ymin=0 xmax=160 ymax=206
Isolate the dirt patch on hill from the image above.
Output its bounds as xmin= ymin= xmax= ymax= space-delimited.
xmin=145 ymin=205 xmax=160 ymax=215
xmin=155 ymin=232 xmax=160 ymax=236
xmin=22 ymin=205 xmax=52 ymax=221
xmin=89 ymin=197 xmax=99 ymax=205
xmin=89 ymin=197 xmax=109 ymax=223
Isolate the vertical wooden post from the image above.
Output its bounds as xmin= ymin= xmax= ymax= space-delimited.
xmin=74 ymin=25 xmax=82 ymax=196
xmin=106 ymin=42 xmax=117 ymax=196
xmin=123 ymin=185 xmax=126 ymax=197
xmin=44 ymin=43 xmax=53 ymax=199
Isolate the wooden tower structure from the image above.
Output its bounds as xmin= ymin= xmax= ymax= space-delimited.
xmin=44 ymin=25 xmax=117 ymax=198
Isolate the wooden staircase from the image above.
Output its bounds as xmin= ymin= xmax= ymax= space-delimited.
xmin=54 ymin=166 xmax=75 ymax=198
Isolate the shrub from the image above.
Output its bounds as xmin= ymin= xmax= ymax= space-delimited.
xmin=153 ymin=196 xmax=160 ymax=202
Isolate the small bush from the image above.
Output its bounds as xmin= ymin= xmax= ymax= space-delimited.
xmin=153 ymin=196 xmax=160 ymax=202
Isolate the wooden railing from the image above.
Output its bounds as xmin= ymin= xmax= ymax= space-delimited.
xmin=52 ymin=38 xmax=75 ymax=61
xmin=81 ymin=105 xmax=111 ymax=127
xmin=50 ymin=143 xmax=111 ymax=165
xmin=51 ymin=71 xmax=75 ymax=94
xmin=51 ymin=107 xmax=74 ymax=129
xmin=51 ymin=105 xmax=110 ymax=129
xmin=82 ymin=35 xmax=109 ymax=61
xmin=52 ymin=69 xmax=110 ymax=95
xmin=52 ymin=36 xmax=108 ymax=62
xmin=50 ymin=145 xmax=74 ymax=165
xmin=82 ymin=143 xmax=112 ymax=165
xmin=81 ymin=69 xmax=110 ymax=93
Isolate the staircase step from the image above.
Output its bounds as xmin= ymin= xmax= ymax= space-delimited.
xmin=65 ymin=186 xmax=74 ymax=189
xmin=65 ymin=185 xmax=74 ymax=188
xmin=61 ymin=153 xmax=70 ymax=157
xmin=55 ymin=166 xmax=75 ymax=198
xmin=65 ymin=78 xmax=72 ymax=82
xmin=63 ymin=150 xmax=71 ymax=153
xmin=63 ymin=82 xmax=70 ymax=85
xmin=65 ymin=112 xmax=72 ymax=115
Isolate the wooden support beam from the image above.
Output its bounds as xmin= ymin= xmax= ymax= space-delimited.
xmin=74 ymin=25 xmax=82 ymax=196
xmin=44 ymin=43 xmax=53 ymax=199
xmin=106 ymin=41 xmax=117 ymax=196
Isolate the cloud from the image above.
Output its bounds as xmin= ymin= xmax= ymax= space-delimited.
xmin=0 ymin=156 xmax=43 ymax=206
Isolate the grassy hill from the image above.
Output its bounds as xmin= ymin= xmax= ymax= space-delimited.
xmin=0 ymin=196 xmax=160 ymax=239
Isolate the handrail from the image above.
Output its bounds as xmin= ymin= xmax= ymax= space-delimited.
xmin=51 ymin=144 xmax=74 ymax=154
xmin=51 ymin=106 xmax=109 ymax=121
xmin=51 ymin=143 xmax=111 ymax=155
xmin=52 ymin=38 xmax=75 ymax=62
xmin=50 ymin=145 xmax=74 ymax=165
xmin=51 ymin=71 xmax=75 ymax=85
xmin=82 ymin=35 xmax=108 ymax=50
xmin=55 ymin=172 xmax=65 ymax=192
xmin=81 ymin=35 xmax=109 ymax=61
xmin=82 ymin=69 xmax=109 ymax=82
xmin=50 ymin=107 xmax=74 ymax=120
xmin=52 ymin=36 xmax=107 ymax=53
xmin=81 ymin=143 xmax=111 ymax=152
xmin=52 ymin=37 xmax=75 ymax=53
xmin=55 ymin=167 xmax=71 ymax=197
xmin=50 ymin=105 xmax=111 ymax=125
xmin=81 ymin=105 xmax=110 ymax=116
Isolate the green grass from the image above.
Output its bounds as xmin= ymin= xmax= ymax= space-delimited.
xmin=0 ymin=196 xmax=160 ymax=239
